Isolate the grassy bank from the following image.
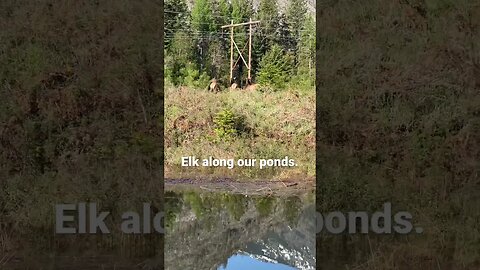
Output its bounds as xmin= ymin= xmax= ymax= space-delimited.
xmin=317 ymin=0 xmax=480 ymax=268
xmin=0 ymin=0 xmax=163 ymax=260
xmin=165 ymin=86 xmax=315 ymax=180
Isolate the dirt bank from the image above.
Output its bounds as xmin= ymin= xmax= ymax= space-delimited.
xmin=165 ymin=177 xmax=315 ymax=196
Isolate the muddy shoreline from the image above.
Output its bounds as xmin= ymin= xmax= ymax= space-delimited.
xmin=165 ymin=177 xmax=315 ymax=196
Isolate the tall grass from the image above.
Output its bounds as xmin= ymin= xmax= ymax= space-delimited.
xmin=165 ymin=86 xmax=315 ymax=180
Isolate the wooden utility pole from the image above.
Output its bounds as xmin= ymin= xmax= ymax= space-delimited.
xmin=248 ymin=18 xmax=252 ymax=84
xmin=222 ymin=18 xmax=260 ymax=86
xmin=229 ymin=20 xmax=234 ymax=85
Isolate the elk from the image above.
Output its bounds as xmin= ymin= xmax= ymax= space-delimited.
xmin=207 ymin=78 xmax=221 ymax=92
xmin=244 ymin=83 xmax=258 ymax=91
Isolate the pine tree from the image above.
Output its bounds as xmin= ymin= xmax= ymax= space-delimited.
xmin=297 ymin=16 xmax=315 ymax=78
xmin=206 ymin=39 xmax=229 ymax=83
xmin=256 ymin=44 xmax=295 ymax=90
xmin=252 ymin=0 xmax=280 ymax=77
xmin=296 ymin=15 xmax=315 ymax=87
xmin=164 ymin=0 xmax=189 ymax=49
xmin=191 ymin=0 xmax=216 ymax=33
xmin=276 ymin=13 xmax=294 ymax=52
xmin=215 ymin=0 xmax=232 ymax=26
xmin=286 ymin=0 xmax=307 ymax=50
xmin=165 ymin=31 xmax=196 ymax=86
xmin=258 ymin=0 xmax=279 ymax=32
xmin=191 ymin=0 xmax=216 ymax=73
xmin=231 ymin=0 xmax=253 ymax=23
xmin=256 ymin=0 xmax=279 ymax=52
xmin=214 ymin=0 xmax=232 ymax=79
xmin=196 ymin=0 xmax=230 ymax=80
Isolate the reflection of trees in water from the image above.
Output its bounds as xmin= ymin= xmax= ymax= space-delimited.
xmin=283 ymin=196 xmax=302 ymax=226
xmin=255 ymin=196 xmax=275 ymax=217
xmin=165 ymin=190 xmax=315 ymax=270
xmin=166 ymin=191 xmax=310 ymax=229
xmin=165 ymin=191 xmax=183 ymax=229
xmin=184 ymin=191 xmax=206 ymax=217
xmin=178 ymin=191 xmax=248 ymax=219
xmin=223 ymin=193 xmax=248 ymax=221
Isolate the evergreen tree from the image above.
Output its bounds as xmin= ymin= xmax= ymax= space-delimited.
xmin=206 ymin=39 xmax=229 ymax=83
xmin=257 ymin=0 xmax=279 ymax=42
xmin=296 ymin=15 xmax=315 ymax=87
xmin=276 ymin=13 xmax=294 ymax=52
xmin=214 ymin=0 xmax=232 ymax=80
xmin=297 ymin=15 xmax=315 ymax=71
xmin=231 ymin=0 xmax=253 ymax=23
xmin=253 ymin=0 xmax=280 ymax=74
xmin=165 ymin=0 xmax=312 ymax=90
xmin=256 ymin=44 xmax=294 ymax=90
xmin=191 ymin=0 xmax=216 ymax=33
xmin=286 ymin=0 xmax=307 ymax=51
xmin=165 ymin=31 xmax=196 ymax=86
xmin=215 ymin=0 xmax=232 ymax=26
xmin=191 ymin=0 xmax=216 ymax=73
xmin=164 ymin=0 xmax=189 ymax=49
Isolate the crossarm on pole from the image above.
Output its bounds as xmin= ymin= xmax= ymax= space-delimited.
xmin=221 ymin=20 xmax=260 ymax=29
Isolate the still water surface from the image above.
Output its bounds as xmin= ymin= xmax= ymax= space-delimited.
xmin=165 ymin=189 xmax=316 ymax=270
xmin=2 ymin=189 xmax=314 ymax=270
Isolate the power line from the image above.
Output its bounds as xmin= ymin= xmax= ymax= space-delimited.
xmin=164 ymin=26 xmax=314 ymax=34
xmin=164 ymin=9 xmax=315 ymax=23
xmin=165 ymin=10 xmax=238 ymax=20
xmin=165 ymin=17 xmax=283 ymax=25
xmin=164 ymin=32 xmax=314 ymax=40
xmin=164 ymin=35 xmax=308 ymax=42
xmin=164 ymin=30 xmax=308 ymax=38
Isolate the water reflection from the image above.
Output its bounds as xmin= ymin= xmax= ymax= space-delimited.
xmin=218 ymin=254 xmax=296 ymax=270
xmin=165 ymin=190 xmax=316 ymax=270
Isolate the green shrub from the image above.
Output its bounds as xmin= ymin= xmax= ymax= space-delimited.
xmin=213 ymin=109 xmax=239 ymax=140
xmin=182 ymin=62 xmax=210 ymax=89
xmin=256 ymin=44 xmax=295 ymax=90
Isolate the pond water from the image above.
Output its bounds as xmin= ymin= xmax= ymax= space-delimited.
xmin=2 ymin=189 xmax=314 ymax=270
xmin=165 ymin=189 xmax=316 ymax=270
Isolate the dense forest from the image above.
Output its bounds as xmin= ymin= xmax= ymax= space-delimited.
xmin=165 ymin=0 xmax=315 ymax=90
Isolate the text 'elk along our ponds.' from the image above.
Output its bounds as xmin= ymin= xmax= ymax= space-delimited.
xmin=181 ymin=156 xmax=297 ymax=169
